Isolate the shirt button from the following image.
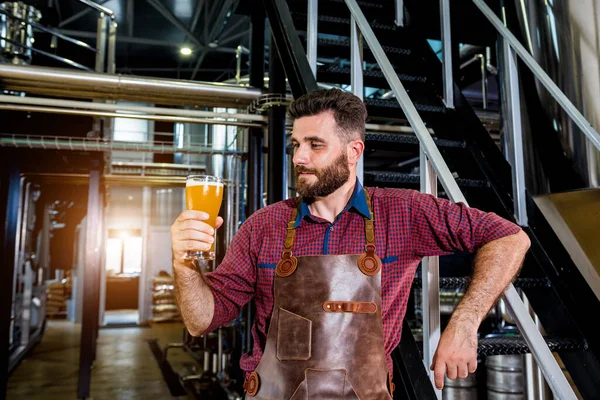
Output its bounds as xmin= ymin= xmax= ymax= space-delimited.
xmin=329 ymin=226 xmax=334 ymax=232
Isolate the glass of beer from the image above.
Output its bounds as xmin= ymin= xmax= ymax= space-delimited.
xmin=185 ymin=175 xmax=224 ymax=261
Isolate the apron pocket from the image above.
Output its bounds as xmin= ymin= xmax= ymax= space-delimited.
xmin=276 ymin=307 xmax=312 ymax=361
xmin=289 ymin=368 xmax=359 ymax=400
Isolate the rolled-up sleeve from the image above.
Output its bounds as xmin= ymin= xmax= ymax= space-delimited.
xmin=203 ymin=218 xmax=257 ymax=333
xmin=410 ymin=191 xmax=522 ymax=257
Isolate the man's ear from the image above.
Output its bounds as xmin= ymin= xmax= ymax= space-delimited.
xmin=347 ymin=139 xmax=365 ymax=165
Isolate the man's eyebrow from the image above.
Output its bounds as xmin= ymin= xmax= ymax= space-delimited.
xmin=290 ymin=135 xmax=327 ymax=143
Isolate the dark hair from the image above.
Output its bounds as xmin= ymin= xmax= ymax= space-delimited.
xmin=289 ymin=88 xmax=367 ymax=142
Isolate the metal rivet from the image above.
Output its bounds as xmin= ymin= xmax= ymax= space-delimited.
xmin=327 ymin=304 xmax=331 ymax=309
xmin=338 ymin=305 xmax=342 ymax=309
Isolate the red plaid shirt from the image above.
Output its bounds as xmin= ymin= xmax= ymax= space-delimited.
xmin=204 ymin=180 xmax=521 ymax=375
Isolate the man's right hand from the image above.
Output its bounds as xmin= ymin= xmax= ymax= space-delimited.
xmin=170 ymin=210 xmax=224 ymax=265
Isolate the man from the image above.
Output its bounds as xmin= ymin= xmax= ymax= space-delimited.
xmin=171 ymin=89 xmax=530 ymax=399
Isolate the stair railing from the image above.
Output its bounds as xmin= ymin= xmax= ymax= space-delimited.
xmin=342 ymin=0 xmax=579 ymax=398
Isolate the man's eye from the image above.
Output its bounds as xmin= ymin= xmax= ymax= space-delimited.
xmin=291 ymin=143 xmax=299 ymax=149
xmin=311 ymin=143 xmax=323 ymax=148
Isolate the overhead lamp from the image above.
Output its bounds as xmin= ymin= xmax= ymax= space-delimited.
xmin=180 ymin=47 xmax=193 ymax=56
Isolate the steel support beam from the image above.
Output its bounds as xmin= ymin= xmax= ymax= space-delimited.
xmin=58 ymin=0 xmax=109 ymax=27
xmin=350 ymin=17 xmax=363 ymax=183
xmin=246 ymin=0 xmax=265 ymax=356
xmin=420 ymin=149 xmax=441 ymax=400
xmin=77 ymin=168 xmax=103 ymax=399
xmin=0 ymin=151 xmax=20 ymax=398
xmin=502 ymin=40 xmax=527 ymax=226
xmin=267 ymin=38 xmax=287 ymax=205
xmin=263 ymin=0 xmax=318 ymax=98
xmin=145 ymin=0 xmax=203 ymax=47
xmin=440 ymin=0 xmax=454 ymax=108
xmin=307 ymin=0 xmax=318 ymax=76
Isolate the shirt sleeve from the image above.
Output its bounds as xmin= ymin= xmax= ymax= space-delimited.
xmin=202 ymin=218 xmax=258 ymax=333
xmin=410 ymin=191 xmax=522 ymax=257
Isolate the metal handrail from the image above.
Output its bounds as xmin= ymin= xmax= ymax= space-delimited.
xmin=0 ymin=8 xmax=96 ymax=52
xmin=0 ymin=36 xmax=93 ymax=71
xmin=471 ymin=0 xmax=600 ymax=152
xmin=342 ymin=0 xmax=578 ymax=398
xmin=76 ymin=0 xmax=115 ymax=19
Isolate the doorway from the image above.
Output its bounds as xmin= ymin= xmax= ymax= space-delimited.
xmin=104 ymin=229 xmax=143 ymax=325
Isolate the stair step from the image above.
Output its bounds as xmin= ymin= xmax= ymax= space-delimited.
xmin=412 ymin=277 xmax=552 ymax=290
xmin=299 ymin=36 xmax=413 ymax=65
xmin=477 ymin=336 xmax=588 ymax=356
xmin=365 ymin=171 xmax=489 ymax=188
xmin=291 ymin=12 xmax=406 ymax=46
xmin=365 ymin=133 xmax=464 ymax=148
xmin=365 ymin=98 xmax=447 ymax=116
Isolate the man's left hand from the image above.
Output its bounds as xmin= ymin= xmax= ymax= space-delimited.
xmin=430 ymin=320 xmax=478 ymax=390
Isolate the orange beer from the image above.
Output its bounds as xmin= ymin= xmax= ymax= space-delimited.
xmin=185 ymin=175 xmax=224 ymax=260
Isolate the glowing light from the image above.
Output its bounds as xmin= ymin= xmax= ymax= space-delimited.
xmin=180 ymin=47 xmax=193 ymax=56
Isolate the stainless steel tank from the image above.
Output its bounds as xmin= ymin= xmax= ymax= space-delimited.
xmin=0 ymin=1 xmax=41 ymax=64
xmin=486 ymin=354 xmax=525 ymax=399
xmin=512 ymin=0 xmax=599 ymax=189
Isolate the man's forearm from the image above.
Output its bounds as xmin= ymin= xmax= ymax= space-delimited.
xmin=451 ymin=230 xmax=531 ymax=328
xmin=173 ymin=260 xmax=215 ymax=336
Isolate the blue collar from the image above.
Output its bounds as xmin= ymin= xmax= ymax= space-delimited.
xmin=294 ymin=178 xmax=371 ymax=228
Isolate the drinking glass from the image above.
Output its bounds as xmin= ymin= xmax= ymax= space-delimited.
xmin=184 ymin=175 xmax=224 ymax=260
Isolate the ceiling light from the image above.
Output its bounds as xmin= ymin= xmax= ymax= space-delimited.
xmin=180 ymin=47 xmax=192 ymax=56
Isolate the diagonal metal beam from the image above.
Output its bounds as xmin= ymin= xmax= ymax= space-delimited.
xmin=191 ymin=0 xmax=236 ymax=80
xmin=218 ymin=29 xmax=250 ymax=47
xmin=218 ymin=16 xmax=249 ymax=41
xmin=189 ymin=0 xmax=205 ymax=35
xmin=263 ymin=0 xmax=318 ymax=97
xmin=145 ymin=0 xmax=204 ymax=47
xmin=208 ymin=0 xmax=235 ymax=41
xmin=58 ymin=0 xmax=109 ymax=27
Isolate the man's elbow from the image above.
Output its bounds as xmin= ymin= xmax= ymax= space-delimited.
xmin=515 ymin=229 xmax=531 ymax=252
xmin=186 ymin=324 xmax=208 ymax=337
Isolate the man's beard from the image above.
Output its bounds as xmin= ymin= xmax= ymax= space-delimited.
xmin=295 ymin=152 xmax=350 ymax=199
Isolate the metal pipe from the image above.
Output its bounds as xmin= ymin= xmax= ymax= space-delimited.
xmin=502 ymin=41 xmax=527 ymax=226
xmin=351 ymin=17 xmax=364 ymax=182
xmin=480 ymin=54 xmax=488 ymax=109
xmin=0 ymin=104 xmax=265 ymax=128
xmin=0 ymin=135 xmax=245 ymax=155
xmin=95 ymin=14 xmax=107 ymax=73
xmin=10 ymin=178 xmax=25 ymax=327
xmin=0 ymin=95 xmax=268 ymax=122
xmin=420 ymin=150 xmax=441 ymax=400
xmin=395 ymin=0 xmax=404 ymax=27
xmin=78 ymin=0 xmax=115 ymax=19
xmin=345 ymin=0 xmax=577 ymax=398
xmin=107 ymin=21 xmax=117 ymax=75
xmin=307 ymin=0 xmax=318 ymax=76
xmin=472 ymin=0 xmax=600 ymax=152
xmin=440 ymin=0 xmax=454 ymax=109
xmin=0 ymin=64 xmax=263 ymax=106
xmin=217 ymin=328 xmax=223 ymax=372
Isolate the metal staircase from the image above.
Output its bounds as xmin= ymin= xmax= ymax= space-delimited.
xmin=261 ymin=0 xmax=600 ymax=398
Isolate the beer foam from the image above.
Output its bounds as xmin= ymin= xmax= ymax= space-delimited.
xmin=186 ymin=180 xmax=224 ymax=187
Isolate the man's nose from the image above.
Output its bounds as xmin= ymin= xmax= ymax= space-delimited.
xmin=293 ymin=145 xmax=309 ymax=165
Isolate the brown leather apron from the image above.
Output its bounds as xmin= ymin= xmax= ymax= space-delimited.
xmin=244 ymin=192 xmax=393 ymax=399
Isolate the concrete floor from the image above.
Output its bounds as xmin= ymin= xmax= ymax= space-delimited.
xmin=7 ymin=319 xmax=197 ymax=399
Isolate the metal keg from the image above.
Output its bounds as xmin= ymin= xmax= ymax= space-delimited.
xmin=486 ymin=354 xmax=524 ymax=400
xmin=442 ymin=374 xmax=478 ymax=400
xmin=0 ymin=1 xmax=41 ymax=64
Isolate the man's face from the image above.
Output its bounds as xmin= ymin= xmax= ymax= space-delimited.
xmin=291 ymin=111 xmax=351 ymax=198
